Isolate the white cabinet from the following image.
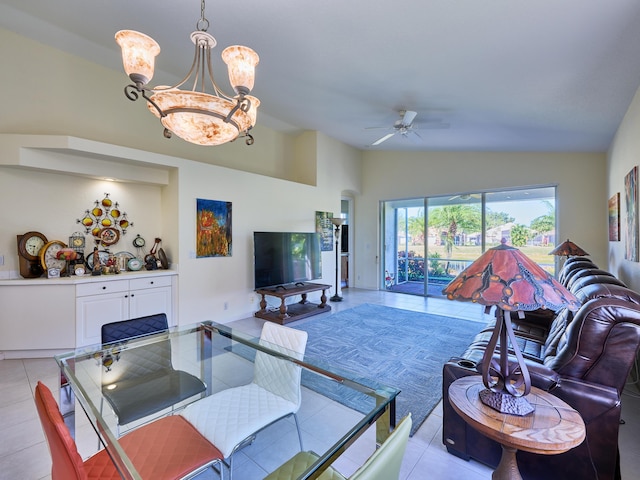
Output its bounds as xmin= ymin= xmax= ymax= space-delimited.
xmin=128 ymin=277 xmax=172 ymax=320
xmin=0 ymin=284 xmax=76 ymax=355
xmin=76 ymin=274 xmax=174 ymax=347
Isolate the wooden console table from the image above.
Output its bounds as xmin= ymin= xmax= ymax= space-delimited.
xmin=254 ymin=282 xmax=331 ymax=324
xmin=448 ymin=376 xmax=585 ymax=480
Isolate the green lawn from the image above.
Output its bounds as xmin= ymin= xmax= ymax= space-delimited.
xmin=402 ymin=243 xmax=556 ymax=272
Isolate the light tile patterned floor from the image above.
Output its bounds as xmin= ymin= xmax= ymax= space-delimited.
xmin=1 ymin=288 xmax=639 ymax=479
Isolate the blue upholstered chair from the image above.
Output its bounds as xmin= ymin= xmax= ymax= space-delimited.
xmin=100 ymin=313 xmax=206 ymax=428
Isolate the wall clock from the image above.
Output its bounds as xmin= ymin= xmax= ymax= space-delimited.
xmin=40 ymin=240 xmax=68 ymax=275
xmin=132 ymin=234 xmax=146 ymax=248
xmin=17 ymin=231 xmax=48 ymax=278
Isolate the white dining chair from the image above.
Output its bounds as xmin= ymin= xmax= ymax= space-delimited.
xmin=181 ymin=322 xmax=308 ymax=479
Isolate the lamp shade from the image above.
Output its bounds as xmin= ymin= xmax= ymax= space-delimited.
xmin=549 ymin=239 xmax=589 ymax=257
xmin=443 ymin=240 xmax=580 ymax=312
xmin=115 ymin=30 xmax=161 ymax=85
xmin=147 ymin=90 xmax=254 ymax=146
xmin=222 ymin=46 xmax=259 ymax=95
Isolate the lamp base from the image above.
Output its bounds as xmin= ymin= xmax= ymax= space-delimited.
xmin=479 ymin=388 xmax=534 ymax=416
xmin=330 ymin=294 xmax=343 ymax=302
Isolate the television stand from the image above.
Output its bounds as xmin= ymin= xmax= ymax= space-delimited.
xmin=255 ymin=282 xmax=331 ymax=324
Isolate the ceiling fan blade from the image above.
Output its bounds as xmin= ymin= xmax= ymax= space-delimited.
xmin=402 ymin=110 xmax=417 ymax=126
xmin=372 ymin=132 xmax=396 ymax=146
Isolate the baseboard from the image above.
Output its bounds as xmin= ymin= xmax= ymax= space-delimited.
xmin=0 ymin=348 xmax=69 ymax=360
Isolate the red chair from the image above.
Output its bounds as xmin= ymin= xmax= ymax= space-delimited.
xmin=34 ymin=381 xmax=224 ymax=479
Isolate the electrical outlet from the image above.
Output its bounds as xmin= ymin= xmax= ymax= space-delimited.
xmin=249 ymin=294 xmax=255 ymax=303
xmin=223 ymin=301 xmax=229 ymax=310
xmin=0 ymin=255 xmax=4 ymax=266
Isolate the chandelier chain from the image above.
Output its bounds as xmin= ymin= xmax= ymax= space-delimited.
xmin=197 ymin=0 xmax=209 ymax=32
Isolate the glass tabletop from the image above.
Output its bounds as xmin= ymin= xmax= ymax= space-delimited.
xmin=55 ymin=321 xmax=399 ymax=480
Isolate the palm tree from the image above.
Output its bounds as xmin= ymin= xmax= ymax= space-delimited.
xmin=429 ymin=205 xmax=481 ymax=257
xmin=530 ymin=200 xmax=555 ymax=242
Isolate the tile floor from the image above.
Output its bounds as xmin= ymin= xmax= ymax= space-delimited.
xmin=1 ymin=288 xmax=639 ymax=479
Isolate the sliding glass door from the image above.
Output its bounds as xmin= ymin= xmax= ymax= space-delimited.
xmin=382 ymin=186 xmax=556 ymax=296
xmin=426 ymin=194 xmax=483 ymax=295
xmin=382 ymin=198 xmax=426 ymax=295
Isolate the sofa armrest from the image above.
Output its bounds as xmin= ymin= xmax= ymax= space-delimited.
xmin=525 ymin=361 xmax=561 ymax=391
xmin=547 ymin=377 xmax=620 ymax=423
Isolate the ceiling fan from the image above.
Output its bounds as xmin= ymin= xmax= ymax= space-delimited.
xmin=367 ymin=110 xmax=449 ymax=146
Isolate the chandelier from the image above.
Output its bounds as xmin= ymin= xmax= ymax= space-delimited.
xmin=115 ymin=0 xmax=259 ymax=146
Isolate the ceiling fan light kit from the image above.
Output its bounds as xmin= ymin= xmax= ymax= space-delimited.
xmin=116 ymin=0 xmax=259 ymax=146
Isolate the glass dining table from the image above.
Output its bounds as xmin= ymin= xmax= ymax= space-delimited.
xmin=55 ymin=321 xmax=400 ymax=480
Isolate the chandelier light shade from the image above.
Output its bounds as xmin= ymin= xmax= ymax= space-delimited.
xmin=222 ymin=46 xmax=260 ymax=94
xmin=115 ymin=30 xmax=161 ymax=85
xmin=549 ymin=238 xmax=589 ymax=257
xmin=115 ymin=0 xmax=259 ymax=146
xmin=443 ymin=239 xmax=580 ymax=415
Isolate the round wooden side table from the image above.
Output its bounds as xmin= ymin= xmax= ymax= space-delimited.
xmin=448 ymin=376 xmax=586 ymax=480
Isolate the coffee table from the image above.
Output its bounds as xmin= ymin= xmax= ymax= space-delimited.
xmin=448 ymin=376 xmax=586 ymax=480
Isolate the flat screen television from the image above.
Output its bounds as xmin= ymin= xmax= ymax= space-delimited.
xmin=253 ymin=232 xmax=322 ymax=289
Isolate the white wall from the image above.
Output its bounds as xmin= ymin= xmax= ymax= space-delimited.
xmin=608 ymin=86 xmax=640 ymax=291
xmin=355 ymin=151 xmax=607 ymax=290
xmin=0 ymin=167 xmax=164 ymax=268
xmin=174 ymin=153 xmax=352 ymax=322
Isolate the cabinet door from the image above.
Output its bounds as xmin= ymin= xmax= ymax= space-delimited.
xmin=76 ymin=292 xmax=129 ymax=347
xmin=129 ymin=286 xmax=172 ymax=324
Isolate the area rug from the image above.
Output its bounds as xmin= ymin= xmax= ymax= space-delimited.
xmin=292 ymin=303 xmax=483 ymax=436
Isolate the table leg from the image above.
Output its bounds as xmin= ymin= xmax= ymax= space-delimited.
xmin=493 ymin=445 xmax=522 ymax=480
xmin=259 ymin=293 xmax=267 ymax=312
xmin=319 ymin=288 xmax=328 ymax=307
xmin=278 ymin=297 xmax=288 ymax=319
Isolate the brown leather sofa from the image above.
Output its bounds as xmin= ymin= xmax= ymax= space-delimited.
xmin=442 ymin=262 xmax=640 ymax=480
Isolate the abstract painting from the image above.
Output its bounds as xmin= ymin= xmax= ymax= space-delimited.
xmin=609 ymin=192 xmax=620 ymax=242
xmin=196 ymin=198 xmax=232 ymax=257
xmin=624 ymin=167 xmax=638 ymax=261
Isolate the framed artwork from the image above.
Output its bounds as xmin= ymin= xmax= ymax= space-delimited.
xmin=624 ymin=167 xmax=638 ymax=261
xmin=196 ymin=199 xmax=232 ymax=258
xmin=609 ymin=193 xmax=620 ymax=241
xmin=316 ymin=211 xmax=333 ymax=251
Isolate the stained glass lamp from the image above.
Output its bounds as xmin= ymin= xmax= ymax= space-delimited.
xmin=443 ymin=239 xmax=580 ymax=415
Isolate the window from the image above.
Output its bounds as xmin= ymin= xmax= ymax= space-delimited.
xmin=381 ymin=186 xmax=556 ymax=296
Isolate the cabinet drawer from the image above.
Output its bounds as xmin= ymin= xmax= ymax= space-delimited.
xmin=129 ymin=275 xmax=173 ymax=290
xmin=76 ymin=280 xmax=129 ymax=297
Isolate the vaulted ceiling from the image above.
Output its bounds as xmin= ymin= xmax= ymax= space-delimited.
xmin=2 ymin=0 xmax=640 ymax=152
